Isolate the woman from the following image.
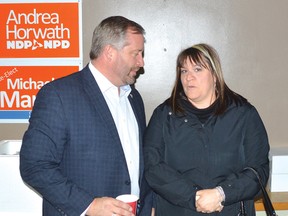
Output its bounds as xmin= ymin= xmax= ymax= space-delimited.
xmin=144 ymin=43 xmax=270 ymax=215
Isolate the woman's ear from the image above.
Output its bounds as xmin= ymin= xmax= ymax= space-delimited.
xmin=213 ymin=75 xmax=217 ymax=88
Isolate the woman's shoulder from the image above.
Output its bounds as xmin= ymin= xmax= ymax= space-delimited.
xmin=228 ymin=94 xmax=257 ymax=115
xmin=150 ymin=98 xmax=173 ymax=117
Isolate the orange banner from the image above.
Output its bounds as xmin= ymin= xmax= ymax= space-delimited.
xmin=0 ymin=65 xmax=79 ymax=111
xmin=0 ymin=2 xmax=80 ymax=58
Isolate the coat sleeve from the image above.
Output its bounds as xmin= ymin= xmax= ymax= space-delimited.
xmin=144 ymin=106 xmax=201 ymax=210
xmin=218 ymin=106 xmax=270 ymax=205
xmin=20 ymin=83 xmax=94 ymax=215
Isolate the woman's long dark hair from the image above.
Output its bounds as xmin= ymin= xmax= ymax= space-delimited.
xmin=168 ymin=43 xmax=246 ymax=115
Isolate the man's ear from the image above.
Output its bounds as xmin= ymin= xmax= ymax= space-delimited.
xmin=104 ymin=44 xmax=116 ymax=62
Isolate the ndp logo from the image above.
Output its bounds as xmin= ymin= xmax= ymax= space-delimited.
xmin=6 ymin=9 xmax=70 ymax=50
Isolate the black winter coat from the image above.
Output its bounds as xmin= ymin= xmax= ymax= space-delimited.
xmin=144 ymin=99 xmax=270 ymax=216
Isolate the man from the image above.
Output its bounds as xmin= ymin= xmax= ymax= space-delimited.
xmin=20 ymin=16 xmax=152 ymax=216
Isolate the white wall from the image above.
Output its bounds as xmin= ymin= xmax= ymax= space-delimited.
xmin=82 ymin=0 xmax=288 ymax=147
xmin=1 ymin=0 xmax=288 ymax=148
xmin=257 ymin=210 xmax=288 ymax=216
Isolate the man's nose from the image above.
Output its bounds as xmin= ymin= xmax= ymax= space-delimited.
xmin=137 ymin=54 xmax=144 ymax=67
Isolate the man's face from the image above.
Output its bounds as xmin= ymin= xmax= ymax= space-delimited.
xmin=113 ymin=30 xmax=145 ymax=86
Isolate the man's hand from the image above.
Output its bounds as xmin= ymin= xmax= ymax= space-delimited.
xmin=86 ymin=197 xmax=134 ymax=216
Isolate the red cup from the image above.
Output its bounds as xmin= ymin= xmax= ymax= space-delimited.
xmin=116 ymin=194 xmax=138 ymax=215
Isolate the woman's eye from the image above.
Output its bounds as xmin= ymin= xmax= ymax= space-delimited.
xmin=180 ymin=69 xmax=187 ymax=74
xmin=194 ymin=67 xmax=202 ymax=72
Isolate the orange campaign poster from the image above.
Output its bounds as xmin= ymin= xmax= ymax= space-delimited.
xmin=0 ymin=66 xmax=79 ymax=119
xmin=0 ymin=0 xmax=82 ymax=122
xmin=0 ymin=1 xmax=80 ymax=58
xmin=0 ymin=65 xmax=79 ymax=121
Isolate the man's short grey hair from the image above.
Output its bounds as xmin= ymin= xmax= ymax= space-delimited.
xmin=89 ymin=16 xmax=145 ymax=60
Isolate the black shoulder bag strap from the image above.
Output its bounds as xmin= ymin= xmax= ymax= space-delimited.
xmin=242 ymin=167 xmax=278 ymax=216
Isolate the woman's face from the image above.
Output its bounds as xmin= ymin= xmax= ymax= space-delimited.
xmin=180 ymin=58 xmax=216 ymax=109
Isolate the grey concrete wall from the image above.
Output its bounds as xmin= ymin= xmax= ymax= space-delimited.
xmin=1 ymin=0 xmax=288 ymax=147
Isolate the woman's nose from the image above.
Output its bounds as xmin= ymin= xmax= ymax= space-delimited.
xmin=186 ymin=71 xmax=194 ymax=80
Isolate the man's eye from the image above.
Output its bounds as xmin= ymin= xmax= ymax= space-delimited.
xmin=135 ymin=52 xmax=142 ymax=57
